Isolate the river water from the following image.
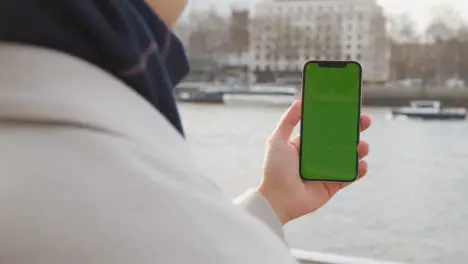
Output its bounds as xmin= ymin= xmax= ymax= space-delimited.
xmin=179 ymin=103 xmax=468 ymax=264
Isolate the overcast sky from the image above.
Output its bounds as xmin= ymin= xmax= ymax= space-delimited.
xmin=186 ymin=0 xmax=468 ymax=29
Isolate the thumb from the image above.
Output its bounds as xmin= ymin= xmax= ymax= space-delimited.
xmin=272 ymin=100 xmax=302 ymax=141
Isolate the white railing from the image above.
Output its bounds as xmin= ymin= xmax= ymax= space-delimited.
xmin=291 ymin=249 xmax=405 ymax=264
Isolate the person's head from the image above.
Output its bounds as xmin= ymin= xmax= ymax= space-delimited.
xmin=146 ymin=0 xmax=187 ymax=28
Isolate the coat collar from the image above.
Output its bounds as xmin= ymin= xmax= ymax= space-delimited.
xmin=0 ymin=43 xmax=186 ymax=150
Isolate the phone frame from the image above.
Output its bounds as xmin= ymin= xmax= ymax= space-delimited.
xmin=299 ymin=60 xmax=363 ymax=183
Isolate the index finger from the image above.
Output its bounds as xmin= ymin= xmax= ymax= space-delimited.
xmin=272 ymin=100 xmax=302 ymax=141
xmin=360 ymin=115 xmax=371 ymax=132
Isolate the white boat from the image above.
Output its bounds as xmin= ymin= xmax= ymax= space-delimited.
xmin=174 ymin=82 xmax=231 ymax=104
xmin=222 ymin=84 xmax=299 ymax=106
xmin=391 ymin=100 xmax=466 ymax=120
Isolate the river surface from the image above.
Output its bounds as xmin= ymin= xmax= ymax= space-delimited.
xmin=179 ymin=103 xmax=468 ymax=264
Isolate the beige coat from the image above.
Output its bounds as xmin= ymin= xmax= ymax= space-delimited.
xmin=0 ymin=44 xmax=298 ymax=264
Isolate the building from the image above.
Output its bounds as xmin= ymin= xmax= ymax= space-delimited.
xmin=249 ymin=0 xmax=391 ymax=83
xmin=229 ymin=9 xmax=250 ymax=59
xmin=176 ymin=8 xmax=252 ymax=84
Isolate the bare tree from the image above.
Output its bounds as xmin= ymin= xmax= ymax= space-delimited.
xmin=387 ymin=13 xmax=419 ymax=43
xmin=186 ymin=9 xmax=230 ymax=60
xmin=387 ymin=13 xmax=421 ymax=81
xmin=386 ymin=6 xmax=468 ymax=88
xmin=229 ymin=9 xmax=250 ymax=61
xmin=457 ymin=24 xmax=468 ymax=83
xmin=426 ymin=4 xmax=465 ymax=88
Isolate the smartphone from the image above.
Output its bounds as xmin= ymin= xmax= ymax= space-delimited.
xmin=299 ymin=61 xmax=362 ymax=182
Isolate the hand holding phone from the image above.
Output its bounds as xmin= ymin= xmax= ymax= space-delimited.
xmin=259 ymin=98 xmax=370 ymax=224
xmin=300 ymin=61 xmax=362 ymax=182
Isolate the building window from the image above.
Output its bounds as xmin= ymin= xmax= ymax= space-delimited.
xmin=357 ymin=53 xmax=362 ymax=60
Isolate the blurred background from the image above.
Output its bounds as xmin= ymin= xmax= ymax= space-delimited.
xmin=160 ymin=0 xmax=467 ymax=263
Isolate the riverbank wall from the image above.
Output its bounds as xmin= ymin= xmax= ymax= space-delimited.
xmin=362 ymin=87 xmax=468 ymax=107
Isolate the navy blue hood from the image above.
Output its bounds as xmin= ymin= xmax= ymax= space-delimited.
xmin=0 ymin=0 xmax=190 ymax=135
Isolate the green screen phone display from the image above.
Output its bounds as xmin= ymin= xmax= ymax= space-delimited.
xmin=300 ymin=61 xmax=362 ymax=182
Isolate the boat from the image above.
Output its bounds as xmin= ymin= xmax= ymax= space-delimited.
xmin=174 ymin=82 xmax=301 ymax=106
xmin=222 ymin=84 xmax=300 ymax=106
xmin=391 ymin=100 xmax=466 ymax=120
xmin=174 ymin=82 xmax=226 ymax=103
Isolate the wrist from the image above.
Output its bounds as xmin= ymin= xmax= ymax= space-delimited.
xmin=257 ymin=185 xmax=291 ymax=225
